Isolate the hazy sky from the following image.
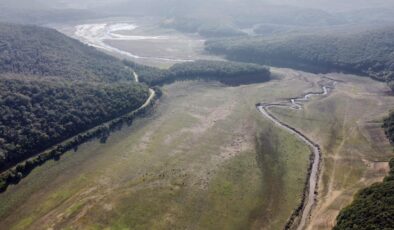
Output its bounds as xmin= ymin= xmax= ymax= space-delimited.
xmin=3 ymin=0 xmax=394 ymax=11
xmin=269 ymin=0 xmax=394 ymax=11
xmin=1 ymin=0 xmax=394 ymax=25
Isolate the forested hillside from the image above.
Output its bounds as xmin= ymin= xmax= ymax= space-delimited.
xmin=125 ymin=60 xmax=270 ymax=86
xmin=0 ymin=23 xmax=134 ymax=82
xmin=0 ymin=23 xmax=151 ymax=184
xmin=0 ymin=75 xmax=148 ymax=171
xmin=206 ymin=27 xmax=394 ymax=88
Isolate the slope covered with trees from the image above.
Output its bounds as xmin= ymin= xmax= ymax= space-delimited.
xmin=0 ymin=23 xmax=152 ymax=184
xmin=125 ymin=60 xmax=270 ymax=86
xmin=0 ymin=75 xmax=148 ymax=171
xmin=206 ymin=26 xmax=394 ymax=88
xmin=0 ymin=23 xmax=134 ymax=82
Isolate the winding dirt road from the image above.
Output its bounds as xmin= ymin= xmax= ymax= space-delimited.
xmin=132 ymin=71 xmax=156 ymax=112
xmin=257 ymin=79 xmax=336 ymax=230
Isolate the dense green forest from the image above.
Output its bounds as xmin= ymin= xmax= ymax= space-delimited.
xmin=0 ymin=23 xmax=135 ymax=82
xmin=0 ymin=75 xmax=148 ymax=171
xmin=334 ymin=115 xmax=394 ymax=229
xmin=0 ymin=23 xmax=154 ymax=192
xmin=125 ymin=60 xmax=270 ymax=86
xmin=205 ymin=27 xmax=394 ymax=89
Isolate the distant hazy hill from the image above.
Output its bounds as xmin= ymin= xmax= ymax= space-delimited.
xmin=269 ymin=0 xmax=394 ymax=11
xmin=206 ymin=26 xmax=394 ymax=86
xmin=0 ymin=23 xmax=150 ymax=175
xmin=0 ymin=1 xmax=98 ymax=24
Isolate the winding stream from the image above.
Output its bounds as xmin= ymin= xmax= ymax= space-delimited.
xmin=257 ymin=79 xmax=336 ymax=230
xmin=73 ymin=20 xmax=337 ymax=229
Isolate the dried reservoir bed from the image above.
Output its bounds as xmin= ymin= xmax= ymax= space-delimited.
xmin=0 ymin=69 xmax=392 ymax=230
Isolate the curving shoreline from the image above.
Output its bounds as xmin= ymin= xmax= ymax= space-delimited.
xmin=257 ymin=79 xmax=336 ymax=230
xmin=74 ymin=22 xmax=195 ymax=63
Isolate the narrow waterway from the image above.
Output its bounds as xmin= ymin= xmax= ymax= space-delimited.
xmin=257 ymin=80 xmax=336 ymax=230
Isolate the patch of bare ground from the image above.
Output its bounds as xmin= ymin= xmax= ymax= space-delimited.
xmin=162 ymin=102 xmax=235 ymax=146
xmin=182 ymin=102 xmax=236 ymax=134
xmin=32 ymin=185 xmax=111 ymax=229
xmin=218 ymin=125 xmax=254 ymax=161
xmin=303 ymin=75 xmax=394 ymax=230
xmin=186 ymin=112 xmax=255 ymax=191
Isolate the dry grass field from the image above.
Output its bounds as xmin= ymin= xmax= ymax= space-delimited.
xmin=0 ymin=69 xmax=392 ymax=229
xmin=270 ymin=71 xmax=394 ymax=229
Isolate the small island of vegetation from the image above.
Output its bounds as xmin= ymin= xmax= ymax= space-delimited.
xmin=125 ymin=59 xmax=270 ymax=86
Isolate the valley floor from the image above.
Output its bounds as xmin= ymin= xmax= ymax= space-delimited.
xmin=270 ymin=70 xmax=394 ymax=229
xmin=0 ymin=69 xmax=392 ymax=230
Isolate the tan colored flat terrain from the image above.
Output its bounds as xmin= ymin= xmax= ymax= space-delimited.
xmin=0 ymin=69 xmax=392 ymax=230
xmin=270 ymin=71 xmax=394 ymax=229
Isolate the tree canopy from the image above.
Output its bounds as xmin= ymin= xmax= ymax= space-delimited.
xmin=206 ymin=26 xmax=394 ymax=89
xmin=125 ymin=60 xmax=270 ymax=86
xmin=0 ymin=23 xmax=135 ymax=82
xmin=0 ymin=22 xmax=151 ymax=181
xmin=0 ymin=75 xmax=148 ymax=171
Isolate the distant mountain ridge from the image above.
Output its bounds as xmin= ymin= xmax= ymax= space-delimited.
xmin=206 ymin=25 xmax=394 ymax=88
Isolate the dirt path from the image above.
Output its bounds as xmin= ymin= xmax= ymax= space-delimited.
xmin=132 ymin=71 xmax=156 ymax=112
xmin=133 ymin=71 xmax=156 ymax=112
xmin=133 ymin=71 xmax=139 ymax=82
xmin=257 ymin=78 xmax=336 ymax=230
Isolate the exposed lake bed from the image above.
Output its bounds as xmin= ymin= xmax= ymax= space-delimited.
xmin=54 ymin=18 xmax=221 ymax=67
xmin=1 ymin=18 xmax=393 ymax=230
